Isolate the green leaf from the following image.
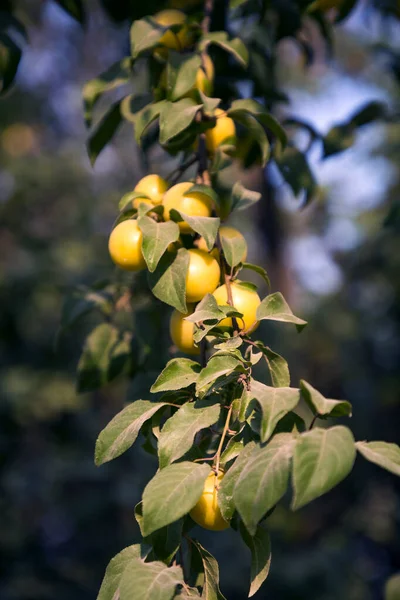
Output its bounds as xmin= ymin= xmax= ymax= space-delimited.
xmin=274 ymin=412 xmax=306 ymax=435
xmin=218 ymin=442 xmax=257 ymax=521
xmin=130 ymin=17 xmax=165 ymax=58
xmin=230 ymin=0 xmax=251 ymax=8
xmin=159 ymin=99 xmax=202 ymax=145
xmin=158 ymin=400 xmax=221 ymax=468
xmin=77 ymin=323 xmax=131 ymax=393
xmin=95 ymin=400 xmax=167 ymax=466
xmin=230 ymin=111 xmax=270 ymax=166
xmin=170 ymin=53 xmax=202 ymax=101
xmin=230 ymin=182 xmax=261 ymax=213
xmin=97 ymin=544 xmax=149 ymax=600
xmin=87 ymin=101 xmax=122 ymax=166
xmin=54 ymin=0 xmax=85 ymax=23
xmin=119 ymin=190 xmax=150 ymax=211
xmin=257 ymin=292 xmax=307 ymax=331
xmin=241 ymin=263 xmax=270 ymax=287
xmin=151 ymin=358 xmax=201 ymax=393
xmin=240 ymin=524 xmax=271 ymax=598
xmin=228 ymin=99 xmax=287 ymax=148
xmin=121 ymin=98 xmax=164 ymax=143
xmin=196 ymin=355 xmax=244 ymax=399
xmin=191 ymin=541 xmax=227 ymax=600
xmin=248 ymin=380 xmax=300 ymax=443
xmin=0 ymin=33 xmax=21 ymax=94
xmin=119 ymin=559 xmax=183 ymax=600
xmin=356 ymin=441 xmax=400 ymax=477
xmin=292 ymin=426 xmax=356 ymax=510
xmin=137 ymin=216 xmax=180 ymax=273
xmin=60 ymin=288 xmax=113 ymax=331
xmin=220 ymin=230 xmax=247 ymax=268
xmin=220 ymin=434 xmax=244 ymax=463
xmin=142 ymin=462 xmax=211 ymax=536
xmin=199 ymin=91 xmax=221 ymax=116
xmin=300 ymin=380 xmax=352 ymax=418
xmin=184 ymin=184 xmax=220 ymax=207
xmin=234 ymin=434 xmax=295 ymax=534
xmin=275 ymin=146 xmax=317 ymax=206
xmin=136 ymin=504 xmax=185 ymax=566
xmin=83 ymin=58 xmax=131 ymax=128
xmin=255 ymin=344 xmax=290 ymax=388
xmin=170 ymin=212 xmax=220 ymax=251
xmin=148 ymin=247 xmax=190 ymax=313
xmin=385 ymin=574 xmax=400 ymax=600
xmin=184 ymin=294 xmax=225 ymax=323
xmin=200 ymin=31 xmax=248 ymax=67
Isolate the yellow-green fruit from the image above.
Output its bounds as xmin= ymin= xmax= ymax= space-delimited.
xmin=108 ymin=220 xmax=146 ymax=271
xmin=163 ymin=181 xmax=214 ymax=233
xmin=169 ymin=305 xmax=200 ymax=355
xmin=153 ymin=9 xmax=191 ymax=52
xmin=205 ymin=108 xmax=236 ymax=154
xmin=186 ymin=249 xmax=220 ymax=303
xmin=213 ymin=281 xmax=260 ymax=333
xmin=195 ymin=55 xmax=214 ymax=95
xmin=134 ymin=174 xmax=169 ymax=205
xmin=190 ymin=471 xmax=229 ymax=531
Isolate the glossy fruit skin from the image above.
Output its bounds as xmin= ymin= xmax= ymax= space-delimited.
xmin=108 ymin=220 xmax=146 ymax=271
xmin=132 ymin=197 xmax=154 ymax=210
xmin=134 ymin=174 xmax=168 ymax=205
xmin=153 ymin=9 xmax=191 ymax=52
xmin=190 ymin=471 xmax=229 ymax=531
xmin=186 ymin=249 xmax=221 ymax=303
xmin=163 ymin=182 xmax=214 ymax=233
xmin=205 ymin=108 xmax=236 ymax=154
xmin=213 ymin=281 xmax=260 ymax=333
xmin=169 ymin=305 xmax=200 ymax=355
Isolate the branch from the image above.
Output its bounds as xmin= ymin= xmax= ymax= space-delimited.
xmin=214 ymin=403 xmax=233 ymax=474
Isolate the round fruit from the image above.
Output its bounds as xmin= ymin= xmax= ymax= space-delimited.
xmin=169 ymin=305 xmax=200 ymax=355
xmin=190 ymin=471 xmax=229 ymax=531
xmin=195 ymin=55 xmax=214 ymax=95
xmin=134 ymin=174 xmax=168 ymax=205
xmin=153 ymin=9 xmax=191 ymax=52
xmin=205 ymin=108 xmax=236 ymax=154
xmin=132 ymin=197 xmax=154 ymax=210
xmin=186 ymin=249 xmax=220 ymax=303
xmin=163 ymin=182 xmax=214 ymax=233
xmin=212 ymin=281 xmax=260 ymax=333
xmin=108 ymin=220 xmax=146 ymax=271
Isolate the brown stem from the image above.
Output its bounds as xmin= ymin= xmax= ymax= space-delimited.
xmin=309 ymin=414 xmax=319 ymax=430
xmin=200 ymin=337 xmax=207 ymax=368
xmin=214 ymin=404 xmax=233 ymax=474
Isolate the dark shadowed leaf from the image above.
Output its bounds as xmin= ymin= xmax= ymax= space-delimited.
xmin=191 ymin=540 xmax=227 ymax=600
xmin=54 ymin=0 xmax=85 ymax=23
xmin=240 ymin=523 xmax=271 ymax=597
xmin=77 ymin=323 xmax=131 ymax=393
xmin=83 ymin=58 xmax=131 ymax=127
xmin=87 ymin=101 xmax=122 ymax=166
xmin=0 ymin=32 xmax=21 ymax=94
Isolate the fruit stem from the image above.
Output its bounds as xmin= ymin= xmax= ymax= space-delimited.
xmin=213 ymin=403 xmax=233 ymax=475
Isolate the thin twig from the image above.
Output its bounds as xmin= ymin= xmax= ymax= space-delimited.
xmin=167 ymin=155 xmax=198 ymax=184
xmin=214 ymin=404 xmax=233 ymax=474
xmin=200 ymin=338 xmax=207 ymax=368
xmin=309 ymin=414 xmax=319 ymax=430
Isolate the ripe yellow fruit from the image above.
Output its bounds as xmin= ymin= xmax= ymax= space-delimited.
xmin=186 ymin=249 xmax=220 ymax=303
xmin=205 ymin=108 xmax=236 ymax=154
xmin=190 ymin=471 xmax=229 ymax=531
xmin=132 ymin=197 xmax=154 ymax=210
xmin=213 ymin=281 xmax=260 ymax=333
xmin=108 ymin=220 xmax=146 ymax=271
xmin=153 ymin=9 xmax=191 ymax=52
xmin=195 ymin=55 xmax=214 ymax=95
xmin=134 ymin=174 xmax=168 ymax=205
xmin=163 ymin=182 xmax=214 ymax=234
xmin=169 ymin=305 xmax=200 ymax=355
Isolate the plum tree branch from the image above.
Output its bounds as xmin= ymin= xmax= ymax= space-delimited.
xmin=214 ymin=403 xmax=233 ymax=474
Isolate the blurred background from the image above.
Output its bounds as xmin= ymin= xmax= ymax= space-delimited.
xmin=0 ymin=0 xmax=399 ymax=599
